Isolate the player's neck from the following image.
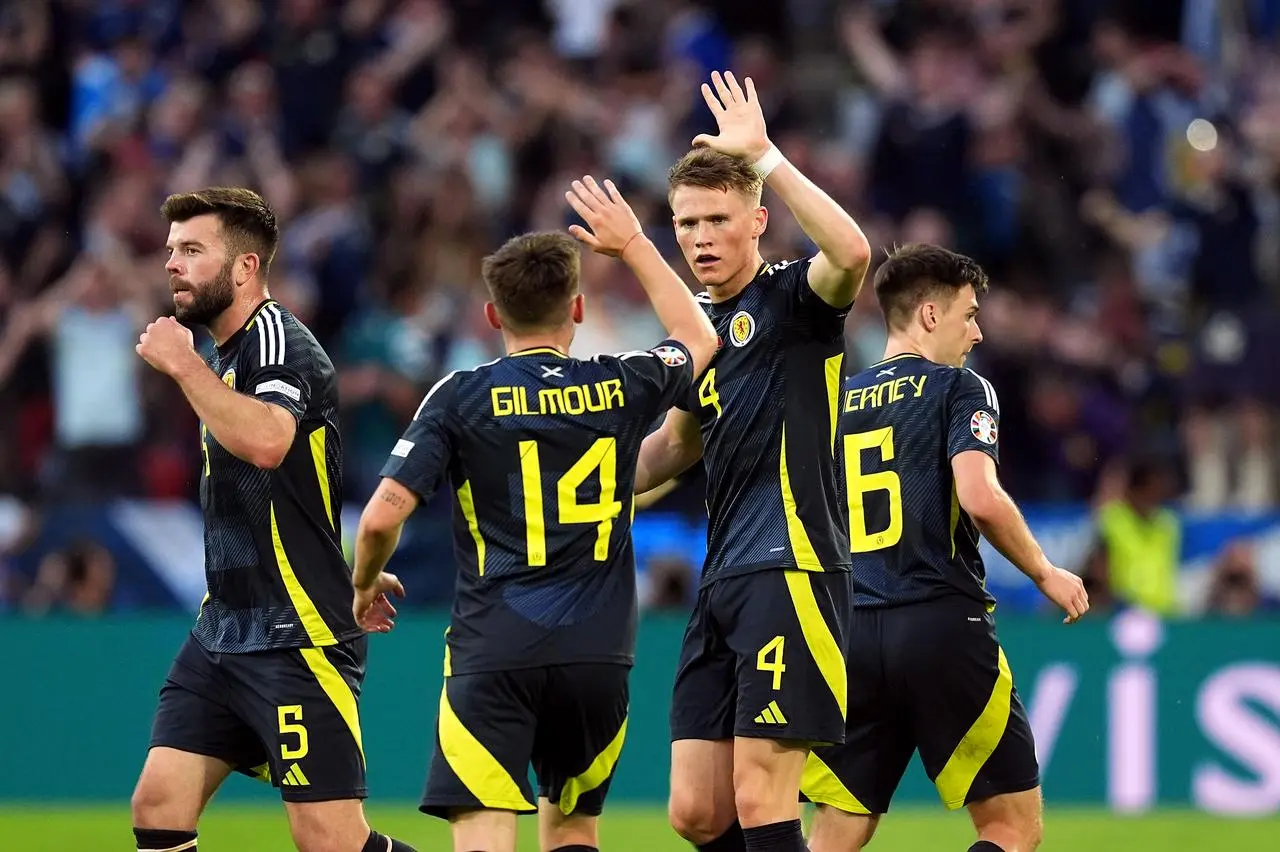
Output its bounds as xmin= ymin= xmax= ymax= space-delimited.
xmin=209 ymin=289 xmax=271 ymax=347
xmin=503 ymin=331 xmax=570 ymax=357
xmin=881 ymin=335 xmax=931 ymax=364
xmin=706 ymin=252 xmax=766 ymax=302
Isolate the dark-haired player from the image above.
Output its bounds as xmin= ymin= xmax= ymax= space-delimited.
xmin=352 ymin=176 xmax=717 ymax=852
xmin=131 ymin=188 xmax=416 ymax=852
xmin=635 ymin=70 xmax=871 ymax=852
xmin=804 ymin=244 xmax=1088 ymax=852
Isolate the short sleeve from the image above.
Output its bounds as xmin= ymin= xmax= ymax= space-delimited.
xmin=240 ymin=305 xmax=311 ymax=422
xmin=946 ymin=369 xmax=1000 ymax=463
xmin=592 ymin=339 xmax=696 ymax=419
xmin=379 ymin=372 xmax=460 ymax=501
xmin=774 ymin=257 xmax=852 ymax=343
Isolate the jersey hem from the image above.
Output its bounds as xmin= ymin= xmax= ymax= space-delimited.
xmin=190 ymin=625 xmax=365 ymax=654
xmin=444 ymin=655 xmax=635 ymax=676
xmin=700 ymin=561 xmax=852 ymax=587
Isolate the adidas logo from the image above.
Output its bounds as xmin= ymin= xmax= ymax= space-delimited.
xmin=281 ymin=763 xmax=311 ymax=786
xmin=754 ymin=700 xmax=788 ymax=725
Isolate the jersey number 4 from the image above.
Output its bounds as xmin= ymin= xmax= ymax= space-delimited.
xmin=518 ymin=438 xmax=622 ymax=567
xmin=844 ymin=427 xmax=903 ymax=552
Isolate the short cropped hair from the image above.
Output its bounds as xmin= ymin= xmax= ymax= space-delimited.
xmin=668 ymin=148 xmax=763 ymax=204
xmin=482 ymin=232 xmax=581 ymax=333
xmin=161 ymin=187 xmax=280 ymax=277
xmin=874 ymin=244 xmax=989 ymax=331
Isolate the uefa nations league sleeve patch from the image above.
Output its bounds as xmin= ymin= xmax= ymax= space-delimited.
xmin=971 ymin=410 xmax=998 ymax=444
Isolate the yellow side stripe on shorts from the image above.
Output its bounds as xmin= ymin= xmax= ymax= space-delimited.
xmin=300 ymin=647 xmax=365 ymax=764
xmin=801 ymin=752 xmax=870 ymax=815
xmin=934 ymin=646 xmax=1014 ymax=810
xmin=558 ymin=716 xmax=628 ymax=815
xmin=438 ymin=685 xmax=536 ymax=812
xmin=783 ymin=570 xmax=847 ymax=720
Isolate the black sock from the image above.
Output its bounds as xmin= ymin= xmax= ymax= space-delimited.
xmin=698 ymin=820 xmax=747 ymax=852
xmin=363 ymin=830 xmax=418 ymax=852
xmin=134 ymin=828 xmax=197 ymax=851
xmin=742 ymin=819 xmax=806 ymax=852
xmin=969 ymin=843 xmax=1005 ymax=851
xmin=548 ymin=846 xmax=598 ymax=852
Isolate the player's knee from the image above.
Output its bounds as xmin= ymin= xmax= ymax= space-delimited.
xmin=1023 ymin=809 xmax=1044 ymax=850
xmin=668 ymin=790 xmax=731 ymax=845
xmin=808 ymin=806 xmax=879 ymax=852
xmin=287 ymin=803 xmax=369 ymax=852
xmin=130 ymin=774 xmax=188 ymax=829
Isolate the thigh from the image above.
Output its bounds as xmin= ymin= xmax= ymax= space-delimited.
xmin=722 ymin=570 xmax=848 ymax=747
xmin=892 ymin=597 xmax=1041 ymax=810
xmin=533 ymin=663 xmax=629 ymax=817
xmin=222 ymin=638 xmax=369 ymax=803
xmin=421 ymin=668 xmax=540 ymax=819
xmin=149 ymin=635 xmax=268 ymax=778
xmin=803 ymin=608 xmax=914 ymax=816
xmin=669 ymin=585 xmax=736 ymax=742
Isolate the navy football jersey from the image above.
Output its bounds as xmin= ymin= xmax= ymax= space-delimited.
xmin=381 ymin=342 xmax=695 ymax=675
xmin=680 ymin=259 xmax=851 ymax=585
xmin=195 ymin=299 xmax=360 ymax=653
xmin=838 ymin=353 xmax=1002 ymax=607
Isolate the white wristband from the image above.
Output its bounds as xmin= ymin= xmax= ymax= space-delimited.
xmin=750 ymin=146 xmax=785 ymax=179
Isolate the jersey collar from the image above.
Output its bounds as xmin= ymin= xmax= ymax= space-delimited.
xmin=217 ymin=299 xmax=277 ymax=356
xmin=509 ymin=347 xmax=568 ymax=358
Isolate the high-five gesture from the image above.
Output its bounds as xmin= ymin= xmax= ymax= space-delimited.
xmin=564 ymin=176 xmax=644 ymax=257
xmin=692 ymin=70 xmax=772 ymax=163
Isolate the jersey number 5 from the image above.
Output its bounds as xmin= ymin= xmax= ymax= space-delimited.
xmin=844 ymin=427 xmax=903 ymax=552
xmin=518 ymin=438 xmax=622 ymax=567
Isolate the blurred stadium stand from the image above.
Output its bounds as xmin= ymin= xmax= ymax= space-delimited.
xmin=2 ymin=0 xmax=1280 ymax=623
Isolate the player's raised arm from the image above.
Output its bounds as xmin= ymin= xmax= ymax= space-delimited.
xmin=635 ymin=406 xmax=703 ymax=495
xmin=693 ymin=70 xmax=871 ymax=308
xmin=566 ymin=175 xmax=719 ymax=377
xmin=137 ymin=316 xmax=297 ymax=469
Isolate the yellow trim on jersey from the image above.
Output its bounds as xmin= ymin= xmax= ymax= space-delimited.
xmin=309 ymin=426 xmax=335 ymax=531
xmin=300 ymin=647 xmax=365 ymax=764
xmin=779 ymin=424 xmax=824 ymax=571
xmin=510 ymin=347 xmax=568 ymax=358
xmin=801 ymin=752 xmax=871 ymax=815
xmin=825 ymin=353 xmax=843 ymax=454
xmin=438 ymin=685 xmax=536 ymax=811
xmin=783 ymin=570 xmax=847 ymax=720
xmin=443 ymin=626 xmax=453 ymax=677
xmin=949 ymin=484 xmax=961 ymax=558
xmin=457 ymin=480 xmax=486 ymax=575
xmin=935 ymin=646 xmax=1014 ymax=809
xmin=558 ymin=716 xmax=629 ymax=814
xmin=270 ymin=503 xmax=337 ymax=646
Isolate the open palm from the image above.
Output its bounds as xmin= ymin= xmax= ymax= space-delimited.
xmin=693 ymin=70 xmax=772 ymax=162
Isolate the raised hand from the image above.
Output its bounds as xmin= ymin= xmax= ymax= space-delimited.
xmin=564 ymin=175 xmax=644 ymax=258
xmin=691 ymin=70 xmax=772 ymax=163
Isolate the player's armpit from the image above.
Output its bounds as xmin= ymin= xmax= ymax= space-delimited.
xmin=636 ymin=408 xmax=703 ymax=494
xmin=806 ymin=249 xmax=866 ymax=309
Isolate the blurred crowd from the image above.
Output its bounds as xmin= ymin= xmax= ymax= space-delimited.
xmin=2 ymin=0 xmax=1280 ymax=616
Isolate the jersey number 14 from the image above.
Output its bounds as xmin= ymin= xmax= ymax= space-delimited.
xmin=517 ymin=438 xmax=623 ymax=567
xmin=844 ymin=426 xmax=903 ymax=553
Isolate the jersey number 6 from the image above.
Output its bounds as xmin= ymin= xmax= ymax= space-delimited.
xmin=844 ymin=427 xmax=903 ymax=553
xmin=518 ymin=438 xmax=623 ymax=567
